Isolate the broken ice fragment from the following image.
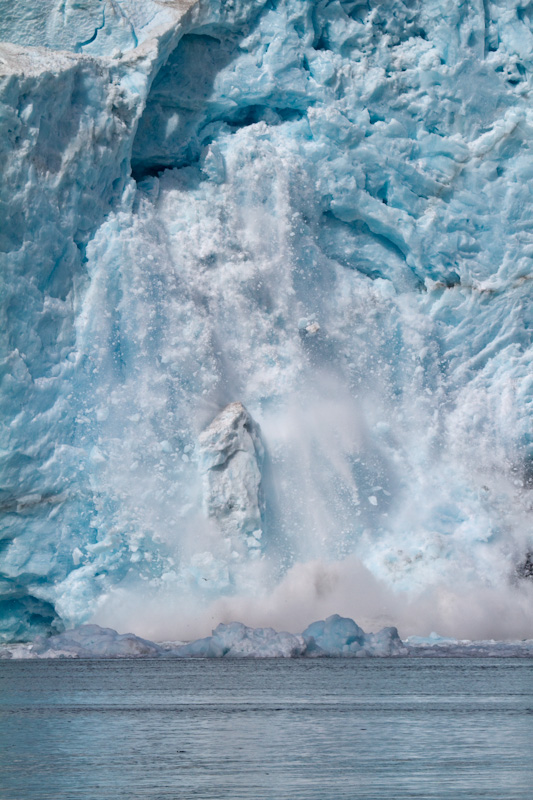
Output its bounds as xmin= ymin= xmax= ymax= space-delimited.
xmin=298 ymin=317 xmax=320 ymax=336
xmin=198 ymin=402 xmax=265 ymax=554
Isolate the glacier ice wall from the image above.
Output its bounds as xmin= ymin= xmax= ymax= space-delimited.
xmin=1 ymin=0 xmax=533 ymax=643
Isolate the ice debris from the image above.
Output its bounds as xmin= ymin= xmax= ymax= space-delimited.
xmin=2 ymin=614 xmax=532 ymax=659
xmin=0 ymin=615 xmax=402 ymax=658
xmin=175 ymin=621 xmax=305 ymax=658
xmin=30 ymin=624 xmax=162 ymax=658
xmin=298 ymin=318 xmax=320 ymax=336
xmin=404 ymin=634 xmax=533 ymax=658
xmin=198 ymin=403 xmax=265 ymax=554
xmin=302 ymin=615 xmax=405 ymax=657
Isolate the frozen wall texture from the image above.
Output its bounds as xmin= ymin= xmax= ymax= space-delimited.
xmin=1 ymin=0 xmax=533 ymax=643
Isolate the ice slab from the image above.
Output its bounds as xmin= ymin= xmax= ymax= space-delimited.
xmin=199 ymin=402 xmax=265 ymax=554
xmin=0 ymin=0 xmax=197 ymax=57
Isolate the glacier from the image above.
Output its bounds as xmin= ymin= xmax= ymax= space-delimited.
xmin=1 ymin=0 xmax=533 ymax=645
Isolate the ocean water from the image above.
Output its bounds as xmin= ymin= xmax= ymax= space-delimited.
xmin=0 ymin=658 xmax=531 ymax=800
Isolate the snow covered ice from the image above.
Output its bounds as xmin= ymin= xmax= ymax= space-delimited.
xmin=1 ymin=0 xmax=533 ymax=645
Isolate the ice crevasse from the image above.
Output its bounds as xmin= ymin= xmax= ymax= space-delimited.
xmin=1 ymin=0 xmax=533 ymax=644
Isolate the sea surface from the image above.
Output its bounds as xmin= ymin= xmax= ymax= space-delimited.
xmin=0 ymin=658 xmax=531 ymax=799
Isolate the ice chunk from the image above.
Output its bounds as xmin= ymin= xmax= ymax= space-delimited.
xmin=176 ymin=622 xmax=305 ymax=658
xmin=303 ymin=614 xmax=405 ymax=657
xmin=298 ymin=318 xmax=320 ymax=336
xmin=198 ymin=403 xmax=266 ymax=554
xmin=2 ymin=617 xmax=532 ymax=659
xmin=303 ymin=615 xmax=366 ymax=655
xmin=28 ymin=625 xmax=162 ymax=658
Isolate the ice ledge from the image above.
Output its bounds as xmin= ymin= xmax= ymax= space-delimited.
xmin=2 ymin=615 xmax=532 ymax=659
xmin=0 ymin=0 xmax=198 ymax=61
xmin=0 ymin=42 xmax=85 ymax=76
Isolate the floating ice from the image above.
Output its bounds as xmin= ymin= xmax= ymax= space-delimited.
xmin=405 ymin=634 xmax=533 ymax=658
xmin=1 ymin=615 xmax=532 ymax=659
xmin=303 ymin=614 xmax=405 ymax=656
xmin=29 ymin=624 xmax=162 ymax=658
xmin=1 ymin=0 xmax=533 ymax=643
xmin=175 ymin=621 xmax=306 ymax=658
xmin=0 ymin=615 xmax=405 ymax=658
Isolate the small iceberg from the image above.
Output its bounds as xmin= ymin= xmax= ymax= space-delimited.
xmin=2 ymin=615 xmax=531 ymax=659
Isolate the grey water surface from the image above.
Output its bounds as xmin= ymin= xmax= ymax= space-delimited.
xmin=0 ymin=658 xmax=531 ymax=799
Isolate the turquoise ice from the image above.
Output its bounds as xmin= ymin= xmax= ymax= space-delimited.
xmin=1 ymin=0 xmax=532 ymax=642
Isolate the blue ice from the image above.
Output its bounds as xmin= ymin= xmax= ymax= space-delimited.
xmin=0 ymin=0 xmax=533 ymax=643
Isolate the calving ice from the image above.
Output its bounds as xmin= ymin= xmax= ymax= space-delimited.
xmin=1 ymin=0 xmax=532 ymax=646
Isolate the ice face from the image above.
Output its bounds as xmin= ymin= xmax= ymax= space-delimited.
xmin=0 ymin=0 xmax=190 ymax=56
xmin=1 ymin=0 xmax=533 ymax=643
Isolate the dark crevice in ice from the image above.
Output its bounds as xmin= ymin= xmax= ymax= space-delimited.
xmin=131 ymin=17 xmax=310 ymax=182
xmin=516 ymin=552 xmax=533 ymax=580
xmin=76 ymin=8 xmax=106 ymax=52
xmin=0 ymin=594 xmax=64 ymax=643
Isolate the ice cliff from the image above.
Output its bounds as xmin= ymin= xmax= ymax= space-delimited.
xmin=1 ymin=0 xmax=533 ymax=644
